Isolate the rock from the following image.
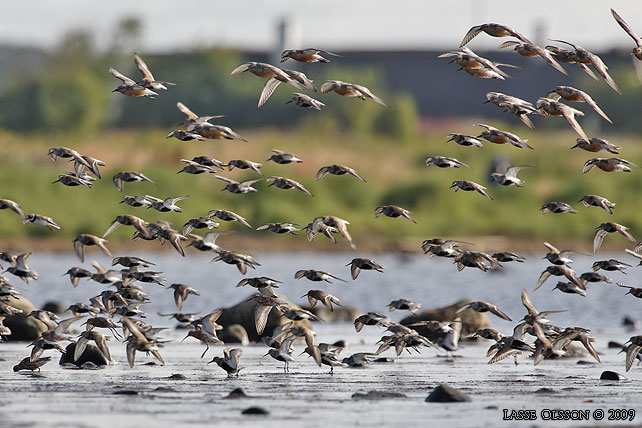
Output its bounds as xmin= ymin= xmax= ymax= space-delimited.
xmin=42 ymin=301 xmax=65 ymax=314
xmin=425 ymin=384 xmax=471 ymax=403
xmin=600 ymin=371 xmax=626 ymax=381
xmin=168 ymin=373 xmax=186 ymax=380
xmin=352 ymin=390 xmax=407 ymax=400
xmin=219 ymin=324 xmax=249 ymax=345
xmin=112 ymin=390 xmax=140 ymax=395
xmin=216 ymin=294 xmax=310 ymax=342
xmin=59 ymin=342 xmax=108 ymax=367
xmin=534 ymin=388 xmax=556 ymax=394
xmin=241 ymin=406 xmax=269 ymax=415
xmin=3 ymin=295 xmax=47 ymax=341
xmin=225 ymin=387 xmax=248 ymax=399
xmin=577 ymin=360 xmax=596 ymax=365
xmin=401 ymin=299 xmax=489 ymax=338
xmin=373 ymin=357 xmax=395 ymax=363
xmin=304 ymin=305 xmax=361 ymax=322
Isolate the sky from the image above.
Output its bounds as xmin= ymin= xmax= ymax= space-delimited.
xmin=1 ymin=1 xmax=641 ymax=53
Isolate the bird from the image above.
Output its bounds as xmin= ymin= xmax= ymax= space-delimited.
xmin=166 ymin=130 xmax=206 ymax=141
xmin=316 ymin=164 xmax=366 ymax=182
xmin=623 ymin=336 xmax=642 ymax=371
xmin=144 ymin=195 xmax=189 ymax=212
xmin=256 ymin=222 xmax=300 ymax=235
xmin=450 ymin=180 xmax=493 ymax=200
xmin=207 ymin=209 xmax=252 ymax=228
xmin=211 ymin=250 xmax=260 ymax=275
xmin=457 ymin=301 xmax=512 ymax=321
xmin=347 ymin=258 xmax=384 ymax=280
xmin=227 ymin=159 xmax=263 ymax=175
xmin=490 ymin=165 xmax=534 ymax=187
xmin=52 ymin=173 xmax=93 ymax=188
xmin=267 ymin=149 xmax=303 ymax=165
xmin=550 ymin=40 xmax=621 ymax=94
xmin=580 ymin=194 xmax=617 ymax=215
xmin=230 ymin=62 xmax=303 ymax=107
xmin=425 ymin=156 xmax=470 ymax=169
xmin=497 ymin=40 xmax=567 ymax=74
xmin=485 ymin=92 xmax=538 ymax=130
xmin=552 ymin=281 xmax=586 ymax=297
xmin=594 ymin=222 xmax=636 ymax=253
xmin=387 ymin=299 xmax=421 ymax=313
xmin=354 ymin=313 xmax=390 ymax=332
xmin=571 ymin=138 xmax=620 ymax=154
xmin=611 ymin=9 xmax=642 ymax=60
xmin=535 ymin=265 xmax=583 ymax=291
xmin=177 ymin=160 xmax=217 ymax=175
xmin=617 ymin=283 xmax=642 ymax=299
xmin=13 ymin=356 xmax=52 ymax=372
xmin=454 ymin=251 xmax=501 ymax=272
xmin=133 ymin=53 xmax=176 ymax=92
xmin=175 ymin=101 xmax=225 ymax=127
xmin=280 ymin=48 xmax=341 ymax=63
xmin=540 ymin=202 xmax=577 ymax=214
xmin=187 ymin=122 xmax=247 ymax=142
xmin=264 ymin=335 xmax=297 ymax=372
xmin=423 ymin=239 xmax=469 ymax=258
xmin=439 ymin=47 xmax=517 ymax=80
xmin=0 ymin=198 xmax=26 ymax=220
xmin=593 ymin=259 xmax=631 ymax=273
xmin=214 ymin=176 xmax=261 ymax=194
xmin=74 ymin=330 xmax=113 ymax=363
xmin=122 ymin=317 xmax=164 ymax=367
xmin=294 ymin=269 xmax=347 ymax=283
xmin=543 ymin=242 xmax=575 ymax=265
xmin=474 ymin=123 xmax=532 ymax=149
xmin=63 ymin=267 xmax=92 ymax=287
xmin=182 ymin=217 xmax=219 ymax=236
xmin=545 ymin=86 xmax=612 ymax=124
xmin=286 ymin=93 xmax=325 ymax=111
xmin=535 ymin=97 xmax=588 ymax=141
xmin=168 ymin=284 xmax=200 ymax=312
xmin=320 ymin=80 xmax=388 ymax=107
xmin=72 ymin=234 xmax=112 ymax=262
xmin=582 ymin=158 xmax=639 ymax=173
xmin=301 ymin=290 xmax=342 ymax=312
xmin=182 ymin=311 xmax=225 ymax=358
xmin=186 ymin=232 xmax=223 ymax=253
xmin=120 ymin=195 xmax=152 ymax=208
xmin=208 ymin=348 xmax=243 ymax=377
xmin=246 ymin=295 xmax=287 ymax=335
xmin=374 ymin=205 xmax=416 ymax=223
xmin=460 ymin=23 xmax=532 ymax=47
xmin=109 ymin=67 xmax=157 ymax=98
xmin=4 ymin=252 xmax=37 ymax=283
xmin=445 ymin=133 xmax=484 ymax=148
xmin=112 ymin=171 xmax=155 ymax=192
xmin=23 ymin=214 xmax=60 ymax=231
xmin=103 ymin=214 xmax=151 ymax=239
xmin=266 ymin=176 xmax=314 ymax=196
xmin=491 ymin=252 xmax=526 ymax=263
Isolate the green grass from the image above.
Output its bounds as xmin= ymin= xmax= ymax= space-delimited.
xmin=1 ymin=124 xmax=641 ymax=250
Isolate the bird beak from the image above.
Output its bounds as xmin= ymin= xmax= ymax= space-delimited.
xmin=285 ymin=99 xmax=293 ymax=104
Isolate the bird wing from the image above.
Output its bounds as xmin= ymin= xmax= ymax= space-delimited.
xmin=612 ymin=8 xmax=642 ymax=47
xmin=626 ymin=344 xmax=642 ymax=371
xmin=537 ymin=47 xmax=568 ymax=75
xmin=73 ymin=239 xmax=86 ymax=263
xmin=213 ymin=175 xmax=237 ymax=185
xmin=109 ymin=67 xmax=136 ymax=85
xmin=346 ymin=167 xmax=367 ymax=182
xmin=459 ymin=25 xmax=484 ymax=47
xmin=177 ymin=102 xmax=198 ymax=121
xmin=534 ymin=270 xmax=551 ymax=290
xmin=593 ymin=228 xmax=608 ymax=253
xmin=258 ymin=78 xmax=282 ymax=108
xmin=230 ymin=63 xmax=251 ymax=75
xmin=353 ymin=84 xmax=389 ymax=107
xmin=254 ymin=304 xmax=272 ymax=335
xmin=562 ymin=107 xmax=589 ymax=141
xmin=578 ymin=90 xmax=612 ymax=123
xmin=350 ymin=264 xmax=361 ymax=280
xmin=521 ymin=289 xmax=538 ymax=316
xmin=488 ymin=304 xmax=512 ymax=321
xmin=320 ymin=80 xmax=339 ymax=93
xmin=134 ymin=53 xmax=154 ymax=81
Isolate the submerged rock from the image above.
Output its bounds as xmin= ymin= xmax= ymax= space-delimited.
xmin=304 ymin=305 xmax=361 ymax=322
xmin=225 ymin=387 xmax=248 ymax=399
xmin=600 ymin=371 xmax=626 ymax=381
xmin=241 ymin=406 xmax=269 ymax=415
xmin=425 ymin=384 xmax=471 ymax=402
xmin=352 ymin=390 xmax=407 ymax=400
xmin=401 ymin=299 xmax=489 ymax=338
xmin=3 ymin=295 xmax=47 ymax=341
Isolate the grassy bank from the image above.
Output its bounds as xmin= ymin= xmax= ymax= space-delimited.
xmin=1 ymin=123 xmax=641 ymax=253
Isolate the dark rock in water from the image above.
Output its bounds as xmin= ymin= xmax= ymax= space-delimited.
xmin=59 ymin=342 xmax=108 ymax=367
xmin=425 ymin=384 xmax=471 ymax=403
xmin=217 ymin=293 xmax=310 ymax=342
xmin=600 ymin=371 xmax=626 ymax=381
xmin=485 ymin=405 xmax=498 ymax=410
xmin=304 ymin=305 xmax=361 ymax=322
xmin=401 ymin=299 xmax=489 ymax=338
xmin=113 ymin=390 xmax=140 ymax=395
xmin=241 ymin=406 xmax=269 ymax=415
xmin=42 ymin=301 xmax=65 ymax=314
xmin=168 ymin=373 xmax=186 ymax=380
xmin=577 ymin=360 xmax=596 ymax=365
xmin=352 ymin=390 xmax=407 ymax=400
xmin=225 ymin=387 xmax=248 ymax=399
xmin=154 ymin=387 xmax=177 ymax=392
xmin=608 ymin=341 xmax=623 ymax=349
xmin=373 ymin=357 xmax=395 ymax=363
xmin=534 ymin=388 xmax=556 ymax=394
xmin=3 ymin=295 xmax=46 ymax=341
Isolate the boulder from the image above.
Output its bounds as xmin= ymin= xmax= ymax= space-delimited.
xmin=304 ymin=305 xmax=361 ymax=322
xmin=3 ymin=295 xmax=47 ymax=341
xmin=59 ymin=342 xmax=109 ymax=367
xmin=425 ymin=384 xmax=471 ymax=402
xmin=600 ymin=371 xmax=626 ymax=381
xmin=400 ymin=299 xmax=490 ymax=338
xmin=216 ymin=294 xmax=310 ymax=342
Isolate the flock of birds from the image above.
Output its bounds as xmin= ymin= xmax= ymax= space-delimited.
xmin=2 ymin=9 xmax=642 ymax=377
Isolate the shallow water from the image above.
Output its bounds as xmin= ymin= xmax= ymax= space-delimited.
xmin=2 ymin=251 xmax=642 ymax=427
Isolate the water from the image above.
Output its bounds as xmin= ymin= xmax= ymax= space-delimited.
xmin=15 ymin=250 xmax=642 ymax=331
